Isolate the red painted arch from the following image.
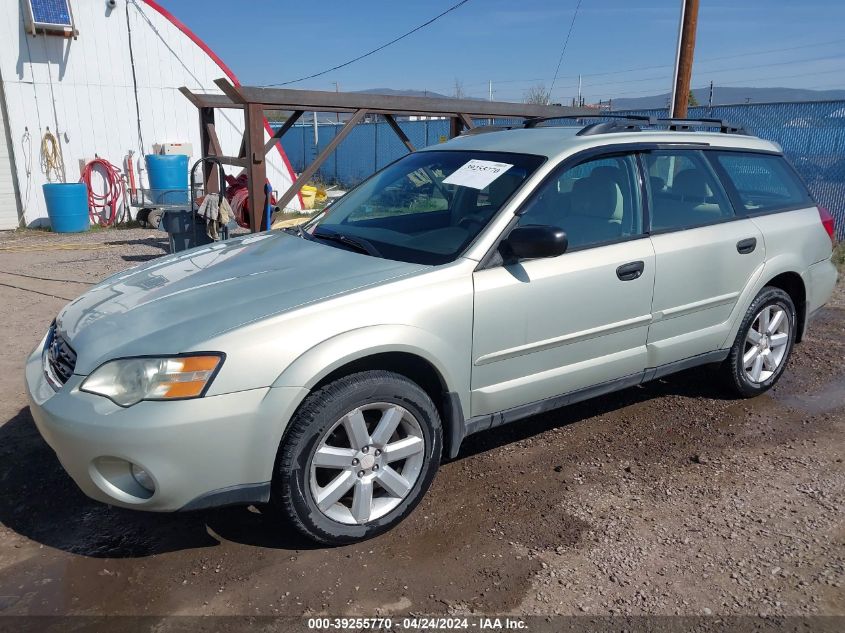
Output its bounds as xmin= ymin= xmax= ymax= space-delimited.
xmin=141 ymin=0 xmax=302 ymax=207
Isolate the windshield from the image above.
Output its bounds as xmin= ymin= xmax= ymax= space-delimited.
xmin=303 ymin=150 xmax=545 ymax=265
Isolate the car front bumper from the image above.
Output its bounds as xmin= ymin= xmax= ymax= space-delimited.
xmin=25 ymin=335 xmax=307 ymax=512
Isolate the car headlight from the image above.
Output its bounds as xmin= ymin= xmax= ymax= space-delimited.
xmin=81 ymin=355 xmax=224 ymax=407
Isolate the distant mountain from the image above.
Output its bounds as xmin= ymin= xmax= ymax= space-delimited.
xmin=351 ymin=88 xmax=452 ymax=99
xmin=350 ymin=88 xmax=489 ymax=101
xmin=611 ymin=87 xmax=845 ymax=110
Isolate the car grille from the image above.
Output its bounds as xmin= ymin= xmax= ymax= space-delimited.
xmin=46 ymin=327 xmax=77 ymax=386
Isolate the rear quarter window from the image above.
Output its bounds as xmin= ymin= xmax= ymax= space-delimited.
xmin=712 ymin=152 xmax=813 ymax=214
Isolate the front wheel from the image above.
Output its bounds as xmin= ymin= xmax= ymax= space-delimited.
xmin=723 ymin=286 xmax=797 ymax=398
xmin=271 ymin=370 xmax=442 ymax=545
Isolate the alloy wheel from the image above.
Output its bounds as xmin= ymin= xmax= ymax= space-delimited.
xmin=308 ymin=403 xmax=426 ymax=525
xmin=742 ymin=305 xmax=790 ymax=383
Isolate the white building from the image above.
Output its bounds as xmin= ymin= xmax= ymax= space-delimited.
xmin=0 ymin=0 xmax=300 ymax=230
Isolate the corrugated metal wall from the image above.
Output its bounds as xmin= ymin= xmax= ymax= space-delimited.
xmin=278 ymin=102 xmax=845 ymax=237
xmin=0 ymin=77 xmax=21 ymax=229
xmin=0 ymin=0 xmax=298 ymax=229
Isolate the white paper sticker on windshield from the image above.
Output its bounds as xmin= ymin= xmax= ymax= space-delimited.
xmin=442 ymin=160 xmax=513 ymax=190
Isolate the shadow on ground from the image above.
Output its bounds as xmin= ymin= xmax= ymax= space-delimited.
xmin=0 ymin=366 xmax=732 ymax=559
xmin=458 ymin=364 xmax=734 ymax=459
xmin=105 ymin=237 xmax=170 ymax=262
xmin=0 ymin=408 xmax=317 ymax=558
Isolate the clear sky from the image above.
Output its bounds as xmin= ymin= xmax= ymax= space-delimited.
xmin=156 ymin=0 xmax=845 ymax=103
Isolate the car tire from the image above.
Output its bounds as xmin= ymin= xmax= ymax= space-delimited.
xmin=723 ymin=286 xmax=797 ymax=398
xmin=270 ymin=370 xmax=442 ymax=545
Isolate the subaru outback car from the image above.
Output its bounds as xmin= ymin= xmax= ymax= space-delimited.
xmin=26 ymin=118 xmax=838 ymax=544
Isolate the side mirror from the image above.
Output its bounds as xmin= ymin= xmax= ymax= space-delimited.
xmin=503 ymin=225 xmax=568 ymax=261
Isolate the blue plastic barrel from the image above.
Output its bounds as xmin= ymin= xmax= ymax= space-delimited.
xmin=146 ymin=154 xmax=189 ymax=204
xmin=42 ymin=183 xmax=89 ymax=233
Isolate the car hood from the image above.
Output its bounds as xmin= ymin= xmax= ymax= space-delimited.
xmin=56 ymin=232 xmax=427 ymax=374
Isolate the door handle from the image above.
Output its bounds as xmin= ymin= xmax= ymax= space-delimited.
xmin=737 ymin=237 xmax=757 ymax=254
xmin=616 ymin=260 xmax=645 ymax=281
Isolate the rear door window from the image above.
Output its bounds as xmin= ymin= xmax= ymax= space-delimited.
xmin=711 ymin=152 xmax=813 ymax=214
xmin=643 ymin=150 xmax=733 ymax=231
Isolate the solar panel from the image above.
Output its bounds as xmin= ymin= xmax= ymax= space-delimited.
xmin=25 ymin=0 xmax=74 ymax=32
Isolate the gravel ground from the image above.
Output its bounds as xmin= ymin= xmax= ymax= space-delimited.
xmin=0 ymin=227 xmax=842 ymax=619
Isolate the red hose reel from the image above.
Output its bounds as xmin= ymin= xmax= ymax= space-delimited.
xmin=80 ymin=157 xmax=127 ymax=226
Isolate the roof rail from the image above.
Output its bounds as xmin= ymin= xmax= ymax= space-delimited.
xmin=459 ymin=115 xmax=749 ymax=138
xmin=655 ymin=117 xmax=747 ymax=134
xmin=576 ymin=121 xmax=646 ymax=136
xmin=520 ymin=114 xmax=748 ymax=136
xmin=523 ymin=114 xmax=655 ymax=128
xmin=461 ymin=124 xmax=518 ymax=136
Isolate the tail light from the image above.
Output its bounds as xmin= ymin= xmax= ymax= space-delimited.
xmin=818 ymin=207 xmax=835 ymax=245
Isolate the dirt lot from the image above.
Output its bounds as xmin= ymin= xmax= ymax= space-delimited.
xmin=0 ymin=228 xmax=842 ymax=619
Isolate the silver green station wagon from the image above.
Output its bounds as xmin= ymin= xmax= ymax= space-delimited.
xmin=26 ymin=117 xmax=838 ymax=544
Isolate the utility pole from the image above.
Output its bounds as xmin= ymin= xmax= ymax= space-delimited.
xmin=708 ymin=80 xmax=714 ymax=108
xmin=333 ymin=82 xmax=340 ymax=123
xmin=488 ymin=80 xmax=493 ymax=125
xmin=577 ymin=74 xmax=582 ymax=108
xmin=669 ymin=0 xmax=699 ymax=118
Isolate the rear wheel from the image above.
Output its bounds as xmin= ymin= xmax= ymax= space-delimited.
xmin=271 ymin=370 xmax=442 ymax=545
xmin=724 ymin=286 xmax=796 ymax=398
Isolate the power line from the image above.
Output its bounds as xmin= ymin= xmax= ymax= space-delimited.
xmin=707 ymin=67 xmax=845 ymax=87
xmin=577 ymin=53 xmax=845 ymax=90
xmin=547 ymin=0 xmax=583 ymax=99
xmin=262 ymin=0 xmax=473 ymax=87
xmin=507 ymin=52 xmax=844 ymax=100
xmin=571 ymin=37 xmax=845 ymax=80
xmin=582 ymin=68 xmax=845 ymax=101
xmin=423 ymin=37 xmax=845 ymax=95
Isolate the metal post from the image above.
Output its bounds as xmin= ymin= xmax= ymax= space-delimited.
xmin=333 ymin=82 xmax=340 ymax=123
xmin=488 ymin=80 xmax=493 ymax=125
xmin=669 ymin=0 xmax=699 ymax=119
xmin=708 ymin=80 xmax=714 ymax=108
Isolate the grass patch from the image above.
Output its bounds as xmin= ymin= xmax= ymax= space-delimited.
xmin=277 ymin=211 xmax=317 ymax=220
xmin=833 ymin=241 xmax=845 ymax=273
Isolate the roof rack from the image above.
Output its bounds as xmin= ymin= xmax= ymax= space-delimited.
xmin=655 ymin=117 xmax=747 ymax=134
xmin=460 ymin=114 xmax=749 ymax=138
xmin=461 ymin=124 xmax=519 ymax=136
xmin=521 ymin=114 xmax=747 ymax=135
xmin=523 ymin=114 xmax=655 ymax=129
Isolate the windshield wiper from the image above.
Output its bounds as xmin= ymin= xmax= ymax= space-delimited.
xmin=312 ymin=228 xmax=383 ymax=258
xmin=282 ymin=223 xmax=312 ymax=240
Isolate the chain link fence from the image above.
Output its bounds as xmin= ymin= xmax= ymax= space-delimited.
xmin=276 ymin=100 xmax=845 ymax=237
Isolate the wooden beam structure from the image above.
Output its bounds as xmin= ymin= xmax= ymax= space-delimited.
xmin=243 ymin=103 xmax=267 ymax=232
xmin=263 ymin=110 xmax=304 ymax=157
xmin=381 ymin=114 xmax=415 ymax=152
xmin=275 ymin=109 xmax=368 ymax=212
xmin=181 ymin=81 xmax=590 ymax=232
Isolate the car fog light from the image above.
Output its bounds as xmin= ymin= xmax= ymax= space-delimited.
xmin=131 ymin=464 xmax=155 ymax=493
